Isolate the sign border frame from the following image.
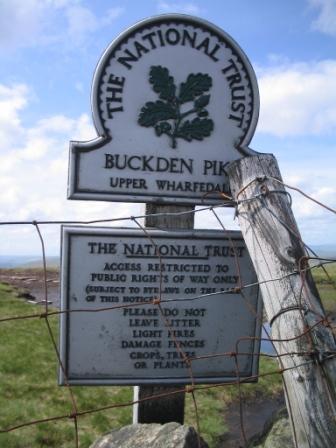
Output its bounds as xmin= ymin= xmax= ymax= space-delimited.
xmin=67 ymin=13 xmax=260 ymax=205
xmin=59 ymin=226 xmax=262 ymax=386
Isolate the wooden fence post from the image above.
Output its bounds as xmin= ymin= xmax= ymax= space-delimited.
xmin=227 ymin=153 xmax=336 ymax=447
xmin=133 ymin=203 xmax=194 ymax=424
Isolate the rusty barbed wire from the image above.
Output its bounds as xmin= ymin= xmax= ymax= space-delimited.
xmin=0 ymin=190 xmax=335 ymax=448
xmin=268 ymin=176 xmax=336 ymax=215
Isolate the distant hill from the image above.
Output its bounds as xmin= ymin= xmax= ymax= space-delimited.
xmin=0 ymin=255 xmax=60 ymax=269
xmin=310 ymin=245 xmax=336 ymax=259
xmin=0 ymin=244 xmax=334 ymax=270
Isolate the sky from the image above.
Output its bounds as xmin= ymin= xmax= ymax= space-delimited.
xmin=0 ymin=0 xmax=335 ymax=256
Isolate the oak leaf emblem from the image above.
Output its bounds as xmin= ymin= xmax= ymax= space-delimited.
xmin=138 ymin=66 xmax=214 ymax=148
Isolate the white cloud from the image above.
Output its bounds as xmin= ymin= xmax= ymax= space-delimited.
xmin=292 ymin=185 xmax=335 ymax=218
xmin=0 ymin=77 xmax=334 ymax=254
xmin=0 ymin=1 xmax=124 ymax=51
xmin=72 ymin=113 xmax=97 ymax=140
xmin=274 ymin=160 xmax=336 ymax=245
xmin=310 ymin=0 xmax=336 ymax=36
xmin=257 ymin=60 xmax=336 ymax=136
xmin=32 ymin=115 xmax=76 ymax=134
xmin=75 ymin=81 xmax=84 ymax=93
xmin=65 ymin=4 xmax=99 ymax=44
xmin=0 ymin=84 xmax=142 ymax=254
xmin=20 ymin=136 xmax=56 ymax=160
xmin=0 ymin=84 xmax=28 ymax=146
xmin=157 ymin=1 xmax=202 ymax=15
xmin=47 ymin=0 xmax=80 ymax=8
xmin=102 ymin=7 xmax=125 ymax=25
xmin=0 ymin=0 xmax=48 ymax=48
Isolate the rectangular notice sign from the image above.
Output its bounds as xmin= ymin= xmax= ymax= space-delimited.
xmin=59 ymin=227 xmax=262 ymax=385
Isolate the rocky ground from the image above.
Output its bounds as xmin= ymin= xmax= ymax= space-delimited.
xmin=0 ymin=268 xmax=60 ymax=306
xmin=219 ymin=394 xmax=285 ymax=447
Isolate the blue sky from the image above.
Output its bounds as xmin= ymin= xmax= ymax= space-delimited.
xmin=0 ymin=0 xmax=335 ymax=255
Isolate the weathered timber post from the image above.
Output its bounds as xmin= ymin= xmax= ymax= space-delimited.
xmin=133 ymin=203 xmax=194 ymax=424
xmin=228 ymin=153 xmax=336 ymax=447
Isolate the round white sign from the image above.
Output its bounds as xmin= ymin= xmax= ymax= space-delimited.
xmin=69 ymin=15 xmax=259 ymax=204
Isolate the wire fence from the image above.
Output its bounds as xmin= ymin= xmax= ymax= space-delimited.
xmin=0 ymin=179 xmax=335 ymax=448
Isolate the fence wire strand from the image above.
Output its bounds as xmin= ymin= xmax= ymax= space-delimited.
xmin=0 ymin=188 xmax=335 ymax=448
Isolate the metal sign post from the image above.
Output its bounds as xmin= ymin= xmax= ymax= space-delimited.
xmin=63 ymin=13 xmax=262 ymax=428
xmin=135 ymin=202 xmax=261 ymax=424
xmin=134 ymin=203 xmax=194 ymax=424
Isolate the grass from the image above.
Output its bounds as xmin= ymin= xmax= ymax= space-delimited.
xmin=0 ymin=283 xmax=284 ymax=447
xmin=0 ymin=261 xmax=335 ymax=447
xmin=0 ymin=284 xmax=132 ymax=447
xmin=312 ymin=262 xmax=336 ymax=314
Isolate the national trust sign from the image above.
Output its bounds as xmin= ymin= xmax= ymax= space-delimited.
xmin=68 ymin=14 xmax=259 ymax=205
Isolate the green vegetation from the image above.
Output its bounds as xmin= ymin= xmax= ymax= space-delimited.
xmin=0 ymin=284 xmax=131 ymax=447
xmin=0 ymin=262 xmax=334 ymax=447
xmin=312 ymin=262 xmax=336 ymax=314
xmin=0 ymin=283 xmax=282 ymax=447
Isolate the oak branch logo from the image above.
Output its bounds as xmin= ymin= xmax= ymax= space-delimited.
xmin=138 ymin=65 xmax=214 ymax=149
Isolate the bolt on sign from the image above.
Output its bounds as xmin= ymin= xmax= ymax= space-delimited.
xmin=59 ymin=227 xmax=262 ymax=385
xmin=68 ymin=14 xmax=259 ymax=205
